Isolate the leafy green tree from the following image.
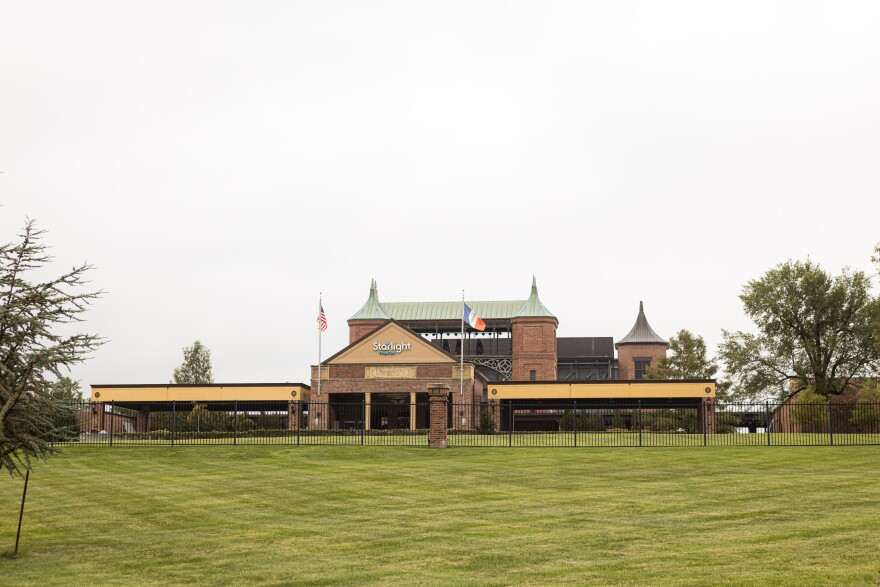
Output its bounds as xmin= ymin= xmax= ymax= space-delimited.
xmin=49 ymin=377 xmax=83 ymax=403
xmin=645 ymin=330 xmax=718 ymax=379
xmin=187 ymin=403 xmax=210 ymax=433
xmin=720 ymin=260 xmax=880 ymax=401
xmin=48 ymin=377 xmax=83 ymax=442
xmin=1 ymin=220 xmax=102 ymax=476
xmin=172 ymin=340 xmax=214 ymax=384
xmin=644 ymin=329 xmax=732 ymax=399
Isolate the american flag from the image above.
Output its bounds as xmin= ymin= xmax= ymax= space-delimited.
xmin=317 ymin=302 xmax=328 ymax=332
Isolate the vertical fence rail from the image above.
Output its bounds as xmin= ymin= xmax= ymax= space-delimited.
xmin=638 ymin=401 xmax=642 ymax=447
xmin=702 ymin=400 xmax=707 ymax=447
xmin=828 ymin=401 xmax=834 ymax=446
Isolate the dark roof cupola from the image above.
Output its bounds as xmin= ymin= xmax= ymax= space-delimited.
xmin=615 ymin=301 xmax=667 ymax=348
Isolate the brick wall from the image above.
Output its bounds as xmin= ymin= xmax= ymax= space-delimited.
xmin=331 ymin=365 xmax=366 ymax=379
xmin=417 ymin=365 xmax=452 ymax=378
xmin=347 ymin=319 xmax=386 ymax=343
xmin=511 ymin=317 xmax=558 ymax=380
xmin=616 ymin=343 xmax=668 ymax=380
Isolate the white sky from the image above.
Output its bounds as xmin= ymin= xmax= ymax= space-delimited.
xmin=2 ymin=1 xmax=879 ymax=390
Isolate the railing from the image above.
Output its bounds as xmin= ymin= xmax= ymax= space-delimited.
xmin=53 ymin=400 xmax=880 ymax=448
xmin=447 ymin=401 xmax=880 ymax=447
xmin=55 ymin=400 xmax=430 ymax=447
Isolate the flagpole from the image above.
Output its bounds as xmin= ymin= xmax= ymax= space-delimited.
xmin=318 ymin=292 xmax=322 ymax=397
xmin=461 ymin=290 xmax=464 ymax=395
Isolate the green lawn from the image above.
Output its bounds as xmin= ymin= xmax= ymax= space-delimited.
xmin=1 ymin=447 xmax=879 ymax=586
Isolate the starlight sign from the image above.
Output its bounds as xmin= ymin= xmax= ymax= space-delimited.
xmin=373 ymin=341 xmax=413 ymax=356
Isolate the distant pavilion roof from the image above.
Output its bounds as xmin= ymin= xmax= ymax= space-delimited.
xmin=616 ymin=301 xmax=667 ymax=347
xmin=349 ymin=278 xmax=555 ymax=322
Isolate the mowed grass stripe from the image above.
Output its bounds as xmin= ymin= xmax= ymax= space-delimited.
xmin=1 ymin=447 xmax=879 ymax=586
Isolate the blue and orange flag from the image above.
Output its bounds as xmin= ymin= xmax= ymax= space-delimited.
xmin=463 ymin=303 xmax=486 ymax=331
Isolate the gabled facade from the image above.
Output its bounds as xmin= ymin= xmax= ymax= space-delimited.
xmin=311 ymin=320 xmax=486 ymax=430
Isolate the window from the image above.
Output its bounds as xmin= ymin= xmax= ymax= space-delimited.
xmin=634 ymin=358 xmax=651 ymax=380
xmin=529 ymin=370 xmax=536 ymax=381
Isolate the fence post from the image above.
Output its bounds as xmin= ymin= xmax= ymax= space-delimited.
xmin=361 ymin=399 xmax=365 ymax=446
xmin=765 ymin=401 xmax=771 ymax=446
xmin=109 ymin=400 xmax=115 ymax=447
xmin=638 ymin=400 xmax=642 ymax=447
xmin=296 ymin=401 xmax=301 ymax=446
xmin=828 ymin=401 xmax=834 ymax=446
xmin=508 ymin=402 xmax=513 ymax=447
xmin=171 ymin=401 xmax=176 ymax=447
xmin=573 ymin=400 xmax=577 ymax=448
xmin=234 ymin=400 xmax=238 ymax=446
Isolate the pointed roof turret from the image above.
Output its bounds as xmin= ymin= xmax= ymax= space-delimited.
xmin=616 ymin=301 xmax=667 ymax=347
xmin=512 ymin=276 xmax=556 ymax=318
xmin=349 ymin=278 xmax=391 ymax=320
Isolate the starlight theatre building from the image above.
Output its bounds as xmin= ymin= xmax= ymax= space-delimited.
xmin=308 ymin=278 xmax=716 ymax=432
xmin=89 ymin=277 xmax=715 ymax=435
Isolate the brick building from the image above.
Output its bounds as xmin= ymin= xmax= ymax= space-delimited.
xmin=308 ymin=278 xmax=688 ymax=430
xmin=90 ymin=278 xmax=714 ymax=436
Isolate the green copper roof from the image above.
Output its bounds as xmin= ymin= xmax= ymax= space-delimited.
xmin=511 ymin=276 xmax=556 ymax=318
xmin=349 ymin=278 xmax=555 ymax=321
xmin=349 ymin=279 xmax=391 ymax=320
xmin=380 ymin=300 xmax=527 ymax=321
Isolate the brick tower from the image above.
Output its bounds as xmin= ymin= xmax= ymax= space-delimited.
xmin=511 ymin=277 xmax=558 ymax=381
xmin=347 ymin=279 xmax=390 ymax=343
xmin=615 ymin=301 xmax=668 ymax=380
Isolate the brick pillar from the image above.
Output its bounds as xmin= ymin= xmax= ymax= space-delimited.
xmin=137 ymin=406 xmax=150 ymax=433
xmin=428 ymin=385 xmax=449 ymax=448
xmin=487 ymin=400 xmax=502 ymax=432
xmin=309 ymin=397 xmax=328 ymax=430
xmin=96 ymin=403 xmax=106 ymax=431
xmin=287 ymin=401 xmax=302 ymax=431
xmin=699 ymin=397 xmax=716 ymax=434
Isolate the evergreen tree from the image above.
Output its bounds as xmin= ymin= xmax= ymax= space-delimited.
xmin=1 ymin=220 xmax=102 ymax=476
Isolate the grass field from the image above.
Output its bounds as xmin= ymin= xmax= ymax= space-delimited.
xmin=1 ymin=446 xmax=879 ymax=586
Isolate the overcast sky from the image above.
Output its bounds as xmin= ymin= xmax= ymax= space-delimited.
xmin=2 ymin=1 xmax=879 ymax=390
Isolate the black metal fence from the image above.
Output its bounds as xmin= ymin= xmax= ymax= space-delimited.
xmin=54 ymin=400 xmax=880 ymax=447
xmin=448 ymin=401 xmax=880 ymax=447
xmin=56 ymin=400 xmax=429 ymax=447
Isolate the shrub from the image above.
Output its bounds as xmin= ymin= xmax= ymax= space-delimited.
xmin=477 ymin=409 xmax=496 ymax=435
xmin=792 ymin=386 xmax=828 ymax=432
xmin=849 ymin=380 xmax=880 ymax=430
